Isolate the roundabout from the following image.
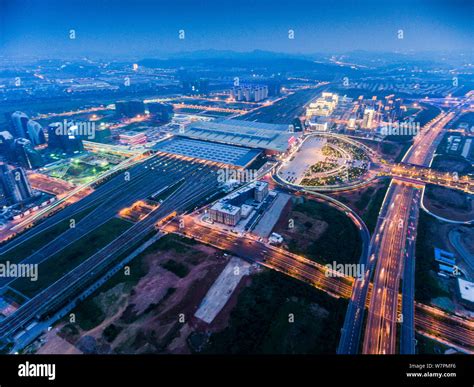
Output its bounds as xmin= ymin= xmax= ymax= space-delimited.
xmin=276 ymin=133 xmax=377 ymax=192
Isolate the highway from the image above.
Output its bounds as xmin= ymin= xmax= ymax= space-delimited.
xmin=387 ymin=164 xmax=473 ymax=194
xmin=274 ymin=168 xmax=373 ymax=354
xmin=362 ymin=95 xmax=472 ymax=355
xmin=363 ymin=183 xmax=418 ymax=354
xmin=162 ymin=219 xmax=474 ymax=353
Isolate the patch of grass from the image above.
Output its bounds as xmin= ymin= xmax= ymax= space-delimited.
xmin=150 ymin=233 xmax=195 ymax=254
xmin=415 ymin=211 xmax=450 ymax=303
xmin=73 ymin=298 xmax=107 ymax=331
xmin=416 ymin=333 xmax=452 ymax=354
xmin=103 ymin=323 xmax=123 ymax=343
xmin=288 ymin=199 xmax=362 ymax=265
xmin=360 ymin=181 xmax=390 ymax=234
xmin=0 ymin=206 xmax=96 ymax=264
xmin=394 ymin=142 xmax=413 ymax=163
xmin=59 ymin=323 xmax=80 ymax=341
xmin=11 ymin=217 xmax=131 ymax=298
xmin=204 ymin=270 xmax=347 ymax=354
xmin=417 ymin=103 xmax=442 ymax=127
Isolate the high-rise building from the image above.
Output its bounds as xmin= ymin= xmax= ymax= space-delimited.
xmin=0 ymin=164 xmax=33 ymax=205
xmin=0 ymin=131 xmax=14 ymax=160
xmin=292 ymin=118 xmax=304 ymax=132
xmin=267 ymin=80 xmax=282 ymax=97
xmin=146 ymin=102 xmax=174 ymax=123
xmin=8 ymin=112 xmax=46 ymax=146
xmin=254 ymin=181 xmax=269 ymax=202
xmin=13 ymin=138 xmax=44 ymax=169
xmin=10 ymin=111 xmax=29 ymax=138
xmin=26 ymin=120 xmax=46 ymax=146
xmin=47 ymin=123 xmax=84 ymax=154
xmin=232 ymin=85 xmax=268 ymax=102
xmin=347 ymin=116 xmax=357 ymax=130
xmin=362 ymin=108 xmax=375 ymax=129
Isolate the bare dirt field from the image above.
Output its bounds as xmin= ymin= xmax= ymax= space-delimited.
xmin=36 ymin=236 xmax=250 ymax=354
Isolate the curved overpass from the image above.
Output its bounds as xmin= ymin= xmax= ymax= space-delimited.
xmin=272 ymin=172 xmax=371 ymax=354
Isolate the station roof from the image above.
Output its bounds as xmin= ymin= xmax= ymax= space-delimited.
xmin=175 ymin=119 xmax=299 ymax=152
xmin=152 ymin=136 xmax=261 ymax=167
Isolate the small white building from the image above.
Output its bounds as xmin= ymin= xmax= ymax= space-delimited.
xmin=269 ymin=232 xmax=284 ymax=245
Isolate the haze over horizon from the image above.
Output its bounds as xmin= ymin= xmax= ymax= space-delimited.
xmin=1 ymin=0 xmax=473 ymax=59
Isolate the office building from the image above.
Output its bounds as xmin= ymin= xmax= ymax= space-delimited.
xmin=209 ymin=202 xmax=241 ymax=226
xmin=10 ymin=111 xmax=29 ymax=138
xmin=9 ymin=112 xmax=46 ymax=146
xmin=146 ymin=102 xmax=174 ymax=123
xmin=306 ymin=93 xmax=339 ymax=117
xmin=348 ymin=116 xmax=357 ymax=130
xmin=26 ymin=120 xmax=46 ymax=146
xmin=267 ymin=80 xmax=282 ymax=97
xmin=0 ymin=164 xmax=33 ymax=205
xmin=0 ymin=131 xmax=14 ymax=160
xmin=254 ymin=181 xmax=269 ymax=202
xmin=47 ymin=123 xmax=84 ymax=154
xmin=13 ymin=138 xmax=44 ymax=169
xmin=362 ymin=108 xmax=375 ymax=129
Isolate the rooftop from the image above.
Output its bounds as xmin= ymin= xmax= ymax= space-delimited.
xmin=175 ymin=119 xmax=299 ymax=152
xmin=458 ymin=278 xmax=474 ymax=303
xmin=210 ymin=202 xmax=241 ymax=215
xmin=152 ymin=137 xmax=261 ymax=167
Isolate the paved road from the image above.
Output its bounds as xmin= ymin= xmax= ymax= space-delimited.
xmin=165 ymin=220 xmax=474 ymax=353
xmin=363 ymin=96 xmax=471 ymax=354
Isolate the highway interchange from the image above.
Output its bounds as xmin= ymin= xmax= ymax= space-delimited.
xmin=0 ymin=92 xmax=472 ymax=355
xmin=357 ymin=97 xmax=473 ymax=354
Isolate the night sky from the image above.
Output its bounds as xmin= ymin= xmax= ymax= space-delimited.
xmin=1 ymin=0 xmax=472 ymax=58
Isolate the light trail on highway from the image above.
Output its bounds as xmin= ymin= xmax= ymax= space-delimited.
xmin=164 ymin=219 xmax=474 ymax=353
xmin=362 ymin=95 xmax=473 ymax=354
